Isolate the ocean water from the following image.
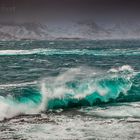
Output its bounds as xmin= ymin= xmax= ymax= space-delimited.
xmin=0 ymin=40 xmax=140 ymax=139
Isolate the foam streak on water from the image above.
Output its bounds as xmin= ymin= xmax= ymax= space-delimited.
xmin=0 ymin=48 xmax=140 ymax=56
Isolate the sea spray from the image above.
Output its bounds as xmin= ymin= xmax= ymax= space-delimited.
xmin=45 ymin=65 xmax=134 ymax=109
xmin=0 ymin=65 xmax=139 ymax=120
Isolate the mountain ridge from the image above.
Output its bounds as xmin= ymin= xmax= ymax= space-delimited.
xmin=0 ymin=21 xmax=140 ymax=40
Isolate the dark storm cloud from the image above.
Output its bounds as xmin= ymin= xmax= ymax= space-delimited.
xmin=0 ymin=0 xmax=140 ymax=23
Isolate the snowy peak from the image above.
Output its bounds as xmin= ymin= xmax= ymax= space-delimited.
xmin=0 ymin=21 xmax=140 ymax=40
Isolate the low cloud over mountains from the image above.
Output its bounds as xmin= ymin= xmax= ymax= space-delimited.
xmin=0 ymin=0 xmax=140 ymax=40
xmin=0 ymin=21 xmax=140 ymax=40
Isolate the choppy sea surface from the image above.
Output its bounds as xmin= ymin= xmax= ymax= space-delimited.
xmin=0 ymin=40 xmax=140 ymax=139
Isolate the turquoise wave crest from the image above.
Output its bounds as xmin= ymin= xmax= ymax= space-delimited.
xmin=0 ymin=65 xmax=139 ymax=120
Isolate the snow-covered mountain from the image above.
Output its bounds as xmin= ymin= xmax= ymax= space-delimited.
xmin=0 ymin=22 xmax=49 ymax=40
xmin=0 ymin=21 xmax=140 ymax=40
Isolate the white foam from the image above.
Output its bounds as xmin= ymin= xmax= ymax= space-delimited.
xmin=0 ymin=96 xmax=38 ymax=121
xmin=81 ymin=102 xmax=140 ymax=118
xmin=0 ymin=81 xmax=37 ymax=89
xmin=119 ymin=65 xmax=134 ymax=72
xmin=109 ymin=65 xmax=134 ymax=73
xmin=0 ymin=48 xmax=140 ymax=56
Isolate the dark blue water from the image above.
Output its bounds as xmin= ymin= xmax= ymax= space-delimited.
xmin=0 ymin=40 xmax=140 ymax=139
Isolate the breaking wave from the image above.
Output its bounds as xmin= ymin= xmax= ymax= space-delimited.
xmin=0 ymin=65 xmax=139 ymax=120
xmin=0 ymin=48 xmax=140 ymax=56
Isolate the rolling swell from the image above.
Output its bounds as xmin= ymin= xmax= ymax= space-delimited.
xmin=0 ymin=65 xmax=139 ymax=120
xmin=0 ymin=48 xmax=140 ymax=56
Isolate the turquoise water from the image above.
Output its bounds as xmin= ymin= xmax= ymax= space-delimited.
xmin=0 ymin=40 xmax=140 ymax=139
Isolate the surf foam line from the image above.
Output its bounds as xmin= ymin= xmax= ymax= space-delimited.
xmin=0 ymin=81 xmax=37 ymax=89
xmin=0 ymin=65 xmax=139 ymax=120
xmin=0 ymin=48 xmax=140 ymax=56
